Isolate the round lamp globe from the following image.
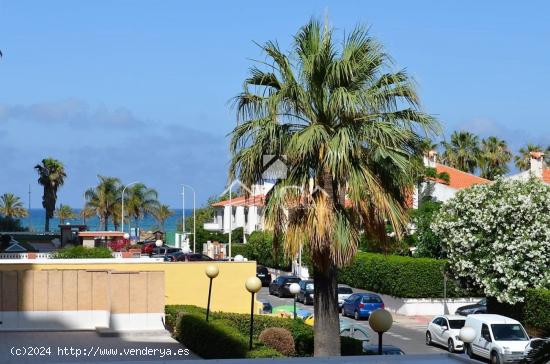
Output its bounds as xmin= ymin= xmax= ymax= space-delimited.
xmin=289 ymin=283 xmax=301 ymax=295
xmin=459 ymin=326 xmax=476 ymax=343
xmin=234 ymin=254 xmax=244 ymax=262
xmin=155 ymin=239 xmax=163 ymax=247
xmin=245 ymin=276 xmax=262 ymax=293
xmin=368 ymin=308 xmax=393 ymax=333
xmin=205 ymin=265 xmax=219 ymax=279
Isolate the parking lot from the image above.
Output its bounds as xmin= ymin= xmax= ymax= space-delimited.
xmin=258 ymin=287 xmax=485 ymax=361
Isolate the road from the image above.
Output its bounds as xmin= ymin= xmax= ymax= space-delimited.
xmin=258 ymin=287 xmax=484 ymax=361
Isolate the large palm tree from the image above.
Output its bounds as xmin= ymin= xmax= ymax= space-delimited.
xmin=35 ymin=158 xmax=66 ymax=232
xmin=478 ymin=136 xmax=512 ymax=180
xmin=0 ymin=193 xmax=28 ymax=218
xmin=84 ymin=176 xmax=122 ymax=230
xmin=54 ymin=204 xmax=77 ymax=225
xmin=514 ymin=143 xmax=544 ymax=171
xmin=440 ymin=131 xmax=480 ymax=173
xmin=229 ymin=20 xmax=438 ymax=356
xmin=151 ymin=204 xmax=174 ymax=232
xmin=125 ymin=183 xmax=159 ymax=230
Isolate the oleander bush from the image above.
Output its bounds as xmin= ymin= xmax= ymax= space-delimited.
xmin=523 ymin=289 xmax=550 ymax=336
xmin=259 ymin=327 xmax=295 ymax=356
xmin=166 ymin=305 xmax=363 ymax=357
xmin=52 ymin=245 xmax=113 ymax=258
xmin=339 ymin=252 xmax=469 ymax=298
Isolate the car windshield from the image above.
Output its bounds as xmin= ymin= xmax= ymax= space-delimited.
xmin=338 ymin=287 xmax=353 ymax=294
xmin=305 ymin=283 xmax=314 ymax=291
xmin=284 ymin=278 xmax=300 ymax=284
xmin=362 ymin=295 xmax=382 ymax=303
xmin=449 ymin=320 xmax=466 ymax=329
xmin=491 ymin=324 xmax=528 ymax=341
xmin=478 ymin=298 xmax=487 ymax=305
xmin=257 ymin=267 xmax=268 ymax=273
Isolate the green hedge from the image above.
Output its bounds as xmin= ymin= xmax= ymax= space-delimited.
xmin=232 ymin=231 xmax=291 ymax=270
xmin=52 ymin=246 xmax=113 ymax=259
xmin=523 ymin=289 xmax=550 ymax=336
xmin=339 ymin=252 xmax=468 ymax=298
xmin=166 ymin=305 xmax=363 ymax=357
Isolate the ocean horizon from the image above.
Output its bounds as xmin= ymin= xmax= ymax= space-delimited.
xmin=20 ymin=208 xmax=193 ymax=233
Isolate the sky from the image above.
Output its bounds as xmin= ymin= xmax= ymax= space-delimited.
xmin=1 ymin=1 xmax=549 ymax=207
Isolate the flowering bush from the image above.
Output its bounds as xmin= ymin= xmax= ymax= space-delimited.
xmin=432 ymin=178 xmax=550 ymax=304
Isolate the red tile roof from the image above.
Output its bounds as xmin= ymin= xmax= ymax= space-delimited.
xmin=435 ymin=163 xmax=490 ymax=189
xmin=543 ymin=169 xmax=550 ymax=184
xmin=211 ymin=195 xmax=266 ymax=207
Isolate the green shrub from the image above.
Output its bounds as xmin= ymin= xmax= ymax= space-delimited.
xmin=177 ymin=315 xmax=247 ymax=359
xmin=232 ymin=231 xmax=291 ymax=270
xmin=246 ymin=345 xmax=284 ymax=358
xmin=52 ymin=246 xmax=112 ymax=259
xmin=523 ymin=289 xmax=550 ymax=336
xmin=339 ymin=252 xmax=469 ymax=298
xmin=341 ymin=336 xmax=364 ymax=356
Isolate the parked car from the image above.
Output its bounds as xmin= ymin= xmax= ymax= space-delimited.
xmin=297 ymin=280 xmax=314 ymax=305
xmin=362 ymin=344 xmax=405 ymax=355
xmin=140 ymin=241 xmax=156 ymax=255
xmin=523 ymin=338 xmax=550 ymax=363
xmin=464 ymin=314 xmax=530 ymax=363
xmin=456 ymin=298 xmax=487 ymax=316
xmin=342 ymin=293 xmax=384 ymax=320
xmin=425 ymin=315 xmax=466 ymax=352
xmin=268 ymin=276 xmax=301 ymax=297
xmin=256 ymin=265 xmax=272 ymax=286
xmin=183 ymin=253 xmax=213 ymax=261
xmin=259 ymin=300 xmax=273 ymax=314
xmin=162 ymin=251 xmax=185 ymax=262
xmin=337 ymin=284 xmax=353 ymax=308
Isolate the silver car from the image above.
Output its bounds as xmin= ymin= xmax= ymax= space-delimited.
xmin=337 ymin=284 xmax=353 ymax=308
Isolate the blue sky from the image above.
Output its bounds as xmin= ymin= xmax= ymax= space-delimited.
xmin=1 ymin=1 xmax=549 ymax=207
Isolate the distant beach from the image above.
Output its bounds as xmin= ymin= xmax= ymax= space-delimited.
xmin=21 ymin=208 xmax=192 ymax=233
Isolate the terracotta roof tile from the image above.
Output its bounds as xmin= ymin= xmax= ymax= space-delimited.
xmin=211 ymin=195 xmax=266 ymax=207
xmin=435 ymin=163 xmax=490 ymax=189
xmin=543 ymin=169 xmax=550 ymax=184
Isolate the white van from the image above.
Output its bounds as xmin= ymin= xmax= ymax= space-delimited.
xmin=464 ymin=314 xmax=530 ymax=363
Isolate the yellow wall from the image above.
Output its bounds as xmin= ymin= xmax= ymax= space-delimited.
xmin=0 ymin=261 xmax=256 ymax=314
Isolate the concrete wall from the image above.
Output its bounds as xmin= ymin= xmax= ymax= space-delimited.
xmin=372 ymin=291 xmax=481 ymax=316
xmin=0 ymin=269 xmax=164 ymax=331
xmin=0 ymin=260 xmax=256 ymax=314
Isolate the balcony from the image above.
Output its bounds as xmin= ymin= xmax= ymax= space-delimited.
xmin=203 ymin=222 xmax=223 ymax=231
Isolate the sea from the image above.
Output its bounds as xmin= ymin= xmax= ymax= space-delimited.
xmin=21 ymin=208 xmax=192 ymax=233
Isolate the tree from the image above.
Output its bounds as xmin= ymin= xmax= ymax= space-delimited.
xmin=410 ymin=197 xmax=443 ymax=258
xmin=514 ymin=143 xmax=543 ymax=171
xmin=432 ymin=178 xmax=550 ymax=304
xmin=152 ymin=204 xmax=174 ymax=232
xmin=125 ymin=183 xmax=159 ymax=229
xmin=229 ymin=20 xmax=438 ymax=356
xmin=35 ymin=158 xmax=66 ymax=232
xmin=478 ymin=136 xmax=512 ymax=180
xmin=54 ymin=204 xmax=77 ymax=225
xmin=440 ymin=131 xmax=480 ymax=173
xmin=84 ymin=176 xmax=121 ymax=230
xmin=0 ymin=193 xmax=28 ymax=218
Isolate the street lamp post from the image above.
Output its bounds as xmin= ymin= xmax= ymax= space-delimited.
xmin=121 ymin=181 xmax=140 ymax=233
xmin=289 ymin=283 xmax=300 ymax=319
xmin=205 ymin=265 xmax=219 ymax=322
xmin=245 ymin=276 xmax=262 ymax=350
xmin=182 ymin=184 xmax=196 ymax=253
xmin=368 ymin=309 xmax=393 ymax=355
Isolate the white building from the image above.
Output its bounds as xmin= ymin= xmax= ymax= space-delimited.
xmin=505 ymin=151 xmax=550 ymax=184
xmin=413 ymin=151 xmax=490 ymax=208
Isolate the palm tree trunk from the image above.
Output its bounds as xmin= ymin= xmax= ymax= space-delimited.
xmin=313 ymin=262 xmax=340 ymax=356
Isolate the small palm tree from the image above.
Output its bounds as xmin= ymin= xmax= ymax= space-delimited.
xmin=125 ymin=183 xmax=159 ymax=229
xmin=478 ymin=136 xmax=512 ymax=180
xmin=54 ymin=204 xmax=77 ymax=225
xmin=440 ymin=131 xmax=480 ymax=173
xmin=152 ymin=204 xmax=174 ymax=232
xmin=230 ymin=19 xmax=438 ymax=356
xmin=0 ymin=193 xmax=28 ymax=218
xmin=80 ymin=206 xmax=95 ymax=225
xmin=514 ymin=143 xmax=544 ymax=171
xmin=35 ymin=158 xmax=66 ymax=231
xmin=84 ymin=176 xmax=122 ymax=230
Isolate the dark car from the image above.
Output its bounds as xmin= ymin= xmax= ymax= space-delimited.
xmin=259 ymin=300 xmax=273 ymax=314
xmin=183 ymin=253 xmax=213 ymax=261
xmin=256 ymin=265 xmax=272 ymax=286
xmin=269 ymin=276 xmax=301 ymax=297
xmin=455 ymin=298 xmax=487 ymax=316
xmin=297 ymin=280 xmax=314 ymax=305
xmin=363 ymin=344 xmax=405 ymax=355
xmin=150 ymin=246 xmax=181 ymax=256
xmin=163 ymin=251 xmax=186 ymax=262
xmin=342 ymin=293 xmax=385 ymax=320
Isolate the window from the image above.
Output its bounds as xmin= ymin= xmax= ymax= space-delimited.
xmin=338 ymin=286 xmax=353 ymax=294
xmin=305 ymin=283 xmax=314 ymax=291
xmin=491 ymin=324 xmax=528 ymax=341
xmin=481 ymin=324 xmax=491 ymax=341
xmin=449 ymin=320 xmax=466 ymax=329
xmin=362 ymin=295 xmax=382 ymax=303
xmin=347 ymin=294 xmax=358 ymax=301
xmin=433 ymin=317 xmax=444 ymax=326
